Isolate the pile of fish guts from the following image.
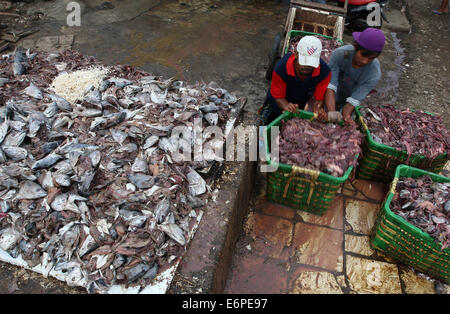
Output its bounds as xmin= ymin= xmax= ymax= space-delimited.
xmin=0 ymin=49 xmax=239 ymax=293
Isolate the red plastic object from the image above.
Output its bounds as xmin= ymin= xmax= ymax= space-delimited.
xmin=0 ymin=213 xmax=7 ymax=218
xmin=338 ymin=0 xmax=377 ymax=5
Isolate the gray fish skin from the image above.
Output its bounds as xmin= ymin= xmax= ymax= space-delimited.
xmin=112 ymin=254 xmax=127 ymax=268
xmin=0 ymin=200 xmax=11 ymax=213
xmin=204 ymin=113 xmax=218 ymax=125
xmin=24 ymin=83 xmax=43 ymax=100
xmin=89 ymin=151 xmax=101 ymax=168
xmin=58 ymin=142 xmax=100 ymax=155
xmin=0 ymin=175 xmax=19 ymax=189
xmin=158 ymin=223 xmax=186 ymax=246
xmin=53 ymin=160 xmax=73 ymax=175
xmin=131 ymin=157 xmax=148 ymax=173
xmin=98 ymin=80 xmax=111 ymax=92
xmin=208 ymin=95 xmax=222 ymax=105
xmin=32 ymin=153 xmax=63 ymax=170
xmin=158 ymin=137 xmax=176 ymax=153
xmin=42 ymin=141 xmax=61 ymax=156
xmin=44 ymin=102 xmax=59 ymax=118
xmin=0 ymin=77 xmax=9 ymax=87
xmin=110 ymin=129 xmax=127 ymax=145
xmin=108 ymin=77 xmax=133 ymax=89
xmin=74 ymin=108 xmax=103 ymax=118
xmin=52 ymin=115 xmax=71 ymax=129
xmin=54 ymin=173 xmax=71 ymax=187
xmin=224 ymin=92 xmax=238 ymax=104
xmin=2 ymin=131 xmax=26 ymax=147
xmin=122 ymin=263 xmax=151 ymax=283
xmin=46 ymin=94 xmax=72 ymax=112
xmin=187 ymin=169 xmax=206 ymax=196
xmin=0 ymin=117 xmax=9 ymax=145
xmin=16 ymin=181 xmax=47 ymax=200
xmin=78 ymin=171 xmax=95 ymax=195
xmin=154 ymin=198 xmax=170 ymax=224
xmin=90 ymin=111 xmax=126 ymax=131
xmin=142 ymin=263 xmax=158 ymax=281
xmin=117 ymin=143 xmax=138 ymax=153
xmin=0 ymin=228 xmax=22 ymax=251
xmin=78 ymin=234 xmax=98 ymax=258
xmin=27 ymin=118 xmax=44 ymax=138
xmin=3 ymin=146 xmax=27 ymax=160
xmin=84 ymin=88 xmax=102 ymax=104
xmin=13 ymin=50 xmax=27 ymax=76
xmin=127 ymin=173 xmax=155 ymax=190
xmin=200 ymin=104 xmax=220 ymax=113
xmin=143 ymin=135 xmax=159 ymax=150
xmin=26 ymin=49 xmax=37 ymax=61
xmin=0 ymin=149 xmax=6 ymax=163
xmin=129 ymin=215 xmax=147 ymax=228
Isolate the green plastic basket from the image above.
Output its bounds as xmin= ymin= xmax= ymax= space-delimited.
xmin=263 ymin=110 xmax=356 ymax=216
xmin=370 ymin=165 xmax=450 ymax=284
xmin=284 ymin=30 xmax=344 ymax=55
xmin=355 ymin=106 xmax=448 ymax=182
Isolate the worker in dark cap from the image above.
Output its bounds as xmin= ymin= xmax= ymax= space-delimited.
xmin=320 ymin=28 xmax=385 ymax=125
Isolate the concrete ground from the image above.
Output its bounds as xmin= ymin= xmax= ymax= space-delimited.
xmin=224 ymin=172 xmax=449 ymax=294
xmin=0 ymin=0 xmax=448 ymax=294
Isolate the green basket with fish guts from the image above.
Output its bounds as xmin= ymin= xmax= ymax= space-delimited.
xmin=263 ymin=110 xmax=357 ymax=216
xmin=283 ymin=30 xmax=344 ymax=55
xmin=354 ymin=106 xmax=449 ymax=183
xmin=370 ymin=165 xmax=450 ymax=284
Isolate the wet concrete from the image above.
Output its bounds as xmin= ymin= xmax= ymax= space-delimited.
xmin=20 ymin=0 xmax=288 ymax=113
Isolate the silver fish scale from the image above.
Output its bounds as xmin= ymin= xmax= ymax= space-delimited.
xmin=0 ymin=49 xmax=240 ymax=293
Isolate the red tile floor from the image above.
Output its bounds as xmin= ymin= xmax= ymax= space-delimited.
xmin=224 ymin=174 xmax=449 ymax=294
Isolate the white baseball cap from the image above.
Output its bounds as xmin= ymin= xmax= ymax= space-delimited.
xmin=296 ymin=36 xmax=322 ymax=68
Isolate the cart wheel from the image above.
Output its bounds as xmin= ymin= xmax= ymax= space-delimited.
xmin=265 ymin=32 xmax=282 ymax=81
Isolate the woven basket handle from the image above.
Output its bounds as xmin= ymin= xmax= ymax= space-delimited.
xmin=291 ymin=165 xmax=320 ymax=180
xmin=389 ymin=177 xmax=399 ymax=195
xmin=359 ymin=115 xmax=369 ymax=132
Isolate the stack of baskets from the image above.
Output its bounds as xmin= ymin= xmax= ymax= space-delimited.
xmin=353 ymin=106 xmax=449 ymax=284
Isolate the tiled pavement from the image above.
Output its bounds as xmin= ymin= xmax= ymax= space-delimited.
xmin=224 ymin=176 xmax=449 ymax=294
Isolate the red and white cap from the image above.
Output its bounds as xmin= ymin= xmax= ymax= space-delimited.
xmin=296 ymin=36 xmax=322 ymax=68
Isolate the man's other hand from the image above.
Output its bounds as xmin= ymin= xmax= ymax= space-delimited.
xmin=343 ymin=115 xmax=357 ymax=126
xmin=280 ymin=102 xmax=298 ymax=113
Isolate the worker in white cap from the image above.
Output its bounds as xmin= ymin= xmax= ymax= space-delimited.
xmin=260 ymin=36 xmax=333 ymax=125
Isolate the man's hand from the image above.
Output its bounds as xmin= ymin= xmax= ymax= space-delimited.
xmin=279 ymin=102 xmax=298 ymax=113
xmin=312 ymin=100 xmax=327 ymax=121
xmin=342 ymin=103 xmax=356 ymax=126
xmin=327 ymin=111 xmax=343 ymax=123
xmin=343 ymin=115 xmax=356 ymax=126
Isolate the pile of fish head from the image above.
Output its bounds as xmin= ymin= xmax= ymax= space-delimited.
xmin=0 ymin=49 xmax=238 ymax=293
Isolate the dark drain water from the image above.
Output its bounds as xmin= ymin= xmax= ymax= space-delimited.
xmin=375 ymin=32 xmax=405 ymax=103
